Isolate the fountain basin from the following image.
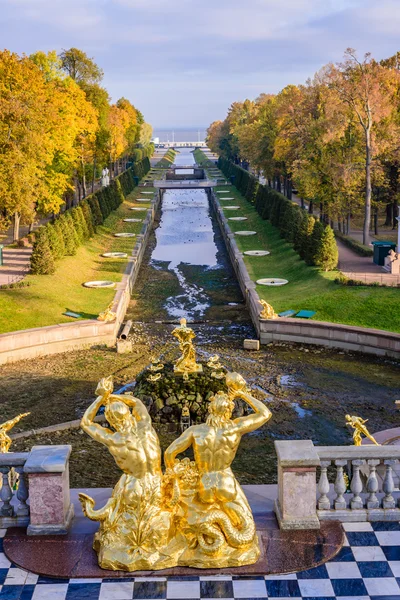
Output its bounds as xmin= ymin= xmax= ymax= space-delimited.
xmin=244 ymin=250 xmax=270 ymax=257
xmin=256 ymin=278 xmax=288 ymax=286
xmin=114 ymin=233 xmax=136 ymax=238
xmin=83 ymin=280 xmax=116 ymax=288
xmin=101 ymin=252 xmax=128 ymax=258
xmin=235 ymin=231 xmax=257 ymax=236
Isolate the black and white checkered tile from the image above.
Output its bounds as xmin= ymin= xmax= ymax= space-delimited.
xmin=1 ymin=522 xmax=400 ymax=599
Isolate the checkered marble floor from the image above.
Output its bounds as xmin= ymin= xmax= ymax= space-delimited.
xmin=1 ymin=522 xmax=400 ymax=599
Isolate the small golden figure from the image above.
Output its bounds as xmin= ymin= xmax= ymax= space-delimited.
xmin=149 ymin=358 xmax=164 ymax=372
xmin=180 ymin=401 xmax=191 ymax=432
xmin=97 ymin=302 xmax=116 ymax=323
xmin=172 ymin=318 xmax=202 ymax=374
xmin=259 ymin=300 xmax=278 ymax=320
xmin=345 ymin=414 xmax=380 ymax=446
xmin=0 ymin=413 xmax=30 ymax=453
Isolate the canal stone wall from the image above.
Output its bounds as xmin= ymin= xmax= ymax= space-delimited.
xmin=210 ymin=190 xmax=400 ymax=358
xmin=0 ymin=191 xmax=162 ymax=365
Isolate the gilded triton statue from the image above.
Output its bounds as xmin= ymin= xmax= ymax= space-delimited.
xmin=172 ymin=318 xmax=202 ymax=374
xmin=164 ymin=372 xmax=272 ymax=567
xmin=78 ymin=376 xmax=178 ymax=571
xmin=345 ymin=414 xmax=379 ymax=446
xmin=0 ymin=413 xmax=30 ymax=453
xmin=79 ymin=371 xmax=272 ymax=571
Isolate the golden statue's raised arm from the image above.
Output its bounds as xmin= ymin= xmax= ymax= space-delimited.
xmin=0 ymin=412 xmax=30 ymax=453
xmin=81 ymin=393 xmax=114 ymax=445
xmin=164 ymin=426 xmax=194 ymax=469
xmin=231 ymin=389 xmax=272 ymax=435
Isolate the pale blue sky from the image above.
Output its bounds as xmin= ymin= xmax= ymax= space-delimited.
xmin=1 ymin=0 xmax=399 ymax=128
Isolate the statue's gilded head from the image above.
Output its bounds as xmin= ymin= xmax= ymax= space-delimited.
xmin=207 ymin=392 xmax=234 ymax=427
xmin=105 ymin=400 xmax=136 ymax=432
xmin=180 ymin=318 xmax=187 ymax=327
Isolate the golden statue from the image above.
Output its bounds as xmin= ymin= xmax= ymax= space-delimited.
xmin=79 ymin=371 xmax=272 ymax=571
xmin=259 ymin=300 xmax=278 ymax=320
xmin=78 ymin=377 xmax=177 ymax=571
xmin=345 ymin=414 xmax=380 ymax=446
xmin=97 ymin=302 xmax=116 ymax=323
xmin=0 ymin=413 xmax=30 ymax=453
xmin=172 ymin=318 xmax=202 ymax=374
xmin=164 ymin=372 xmax=272 ymax=567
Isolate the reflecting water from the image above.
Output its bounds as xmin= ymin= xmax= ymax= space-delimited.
xmin=173 ymin=149 xmax=195 ymax=166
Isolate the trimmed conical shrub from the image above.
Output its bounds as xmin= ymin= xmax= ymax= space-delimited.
xmin=309 ymin=219 xmax=324 ymax=265
xmin=30 ymin=227 xmax=55 ymax=274
xmin=53 ymin=220 xmax=66 ymax=257
xmin=314 ymin=225 xmax=338 ymax=271
xmin=45 ymin=222 xmax=64 ymax=260
xmin=81 ymin=200 xmax=95 ymax=237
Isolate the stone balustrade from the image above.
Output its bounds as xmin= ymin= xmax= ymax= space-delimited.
xmin=0 ymin=452 xmax=30 ymax=528
xmin=0 ymin=445 xmax=73 ymax=535
xmin=275 ymin=441 xmax=400 ymax=530
xmin=316 ymin=445 xmax=400 ymax=522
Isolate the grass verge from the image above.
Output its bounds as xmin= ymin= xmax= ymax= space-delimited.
xmin=216 ymin=185 xmax=400 ymax=333
xmin=0 ymin=188 xmax=155 ymax=333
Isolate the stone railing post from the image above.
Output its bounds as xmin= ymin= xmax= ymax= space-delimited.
xmin=274 ymin=440 xmax=320 ymax=530
xmin=24 ymin=445 xmax=74 ymax=535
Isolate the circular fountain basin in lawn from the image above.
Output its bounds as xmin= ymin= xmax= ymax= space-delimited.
xmin=223 ymin=206 xmax=240 ymax=210
xmin=130 ymin=207 xmax=148 ymax=211
xmin=141 ymin=191 xmax=154 ymax=194
xmin=217 ymin=191 xmax=230 ymax=193
xmin=256 ymin=278 xmax=288 ymax=286
xmin=235 ymin=231 xmax=257 ymax=236
xmin=101 ymin=252 xmax=128 ymax=258
xmin=114 ymin=232 xmax=136 ymax=238
xmin=243 ymin=250 xmax=270 ymax=257
xmin=137 ymin=199 xmax=151 ymax=202
xmin=220 ymin=197 xmax=235 ymax=200
xmin=83 ymin=280 xmax=116 ymax=289
xmin=123 ymin=218 xmax=142 ymax=223
xmin=228 ymin=217 xmax=247 ymax=221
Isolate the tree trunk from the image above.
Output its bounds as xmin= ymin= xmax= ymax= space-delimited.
xmin=363 ymin=128 xmax=372 ymax=245
xmin=319 ymin=202 xmax=324 ymax=222
xmin=374 ymin=207 xmax=379 ymax=235
xmin=92 ymin=155 xmax=96 ymax=194
xmin=392 ymin=198 xmax=398 ymax=229
xmin=13 ymin=212 xmax=20 ymax=242
xmin=308 ymin=201 xmax=313 ymax=214
xmin=385 ymin=202 xmax=393 ymax=226
xmin=347 ymin=213 xmax=351 ymax=236
xmin=81 ymin=153 xmax=87 ymax=199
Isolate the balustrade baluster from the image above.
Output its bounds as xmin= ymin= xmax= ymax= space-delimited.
xmin=15 ymin=467 xmax=29 ymax=518
xmin=383 ymin=460 xmax=397 ymax=509
xmin=366 ymin=459 xmax=380 ymax=509
xmin=318 ymin=460 xmax=331 ymax=510
xmin=334 ymin=459 xmax=347 ymax=510
xmin=0 ymin=467 xmax=14 ymax=517
xmin=350 ymin=459 xmax=365 ymax=509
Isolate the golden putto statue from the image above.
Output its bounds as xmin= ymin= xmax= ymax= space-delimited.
xmin=172 ymin=317 xmax=202 ymax=374
xmin=79 ymin=371 xmax=272 ymax=571
xmin=259 ymin=299 xmax=278 ymax=320
xmin=345 ymin=414 xmax=379 ymax=446
xmin=0 ymin=413 xmax=30 ymax=453
xmin=97 ymin=302 xmax=116 ymax=323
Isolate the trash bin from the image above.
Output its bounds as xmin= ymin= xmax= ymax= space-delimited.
xmin=0 ymin=245 xmax=3 ymax=266
xmin=372 ymin=240 xmax=397 ymax=266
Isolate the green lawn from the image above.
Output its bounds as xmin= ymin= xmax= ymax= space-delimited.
xmin=216 ymin=185 xmax=400 ymax=333
xmin=0 ymin=188 xmax=154 ymax=334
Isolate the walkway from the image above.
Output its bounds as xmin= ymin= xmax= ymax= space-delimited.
xmin=0 ymin=248 xmax=31 ymax=286
xmin=289 ymin=193 xmax=399 ymax=285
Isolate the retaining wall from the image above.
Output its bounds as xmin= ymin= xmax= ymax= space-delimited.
xmin=0 ymin=191 xmax=161 ymax=365
xmin=210 ymin=191 xmax=400 ymax=358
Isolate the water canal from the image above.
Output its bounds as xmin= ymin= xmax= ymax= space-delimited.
xmin=128 ymin=148 xmax=246 ymax=323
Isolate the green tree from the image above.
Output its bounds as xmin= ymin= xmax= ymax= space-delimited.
xmin=59 ymin=48 xmax=103 ymax=85
xmin=30 ymin=228 xmax=55 ymax=274
xmin=314 ymin=226 xmax=338 ymax=271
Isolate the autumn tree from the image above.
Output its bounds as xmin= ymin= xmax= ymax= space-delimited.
xmin=326 ymin=49 xmax=400 ymax=244
xmin=59 ymin=48 xmax=103 ymax=85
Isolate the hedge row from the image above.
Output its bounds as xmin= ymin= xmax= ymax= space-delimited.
xmin=334 ymin=230 xmax=373 ymax=257
xmin=31 ymin=158 xmax=150 ymax=275
xmin=131 ymin=144 xmax=154 ymax=163
xmin=218 ymin=158 xmax=338 ymax=271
